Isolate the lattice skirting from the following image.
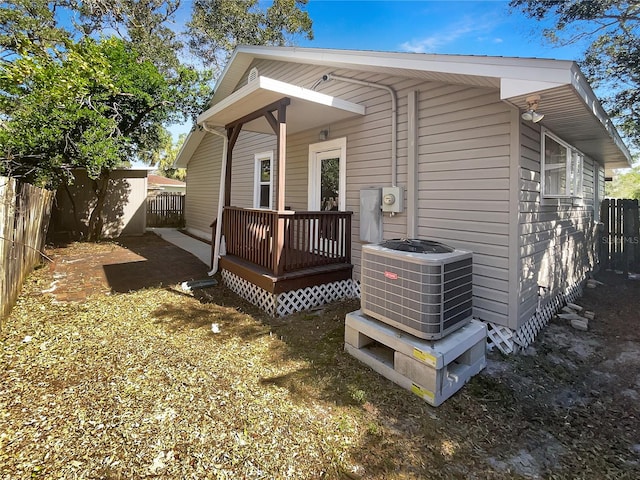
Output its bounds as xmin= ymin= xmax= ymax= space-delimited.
xmin=486 ymin=280 xmax=585 ymax=354
xmin=221 ymin=270 xmax=359 ymax=317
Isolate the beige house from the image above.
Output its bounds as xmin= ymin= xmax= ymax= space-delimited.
xmin=175 ymin=46 xmax=631 ymax=353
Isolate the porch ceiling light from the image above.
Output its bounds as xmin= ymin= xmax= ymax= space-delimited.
xmin=521 ymin=95 xmax=544 ymax=123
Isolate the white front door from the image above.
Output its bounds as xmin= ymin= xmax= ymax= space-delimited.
xmin=308 ymin=138 xmax=346 ymax=255
xmin=308 ymin=137 xmax=346 ymax=211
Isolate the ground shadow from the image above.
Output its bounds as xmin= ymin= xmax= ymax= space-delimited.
xmin=103 ymin=234 xmax=210 ymax=292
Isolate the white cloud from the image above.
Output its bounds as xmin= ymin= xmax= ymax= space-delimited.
xmin=399 ymin=13 xmax=503 ymax=53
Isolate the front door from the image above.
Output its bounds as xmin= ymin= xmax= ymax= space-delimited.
xmin=308 ymin=138 xmax=346 ymax=211
xmin=308 ymin=138 xmax=346 ymax=255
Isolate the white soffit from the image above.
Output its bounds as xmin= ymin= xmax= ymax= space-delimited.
xmin=198 ymin=76 xmax=365 ymax=134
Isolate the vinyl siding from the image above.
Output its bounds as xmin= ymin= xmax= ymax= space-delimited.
xmin=184 ymin=131 xmax=275 ymax=239
xmin=184 ymin=134 xmax=223 ymax=239
xmin=415 ymin=86 xmax=512 ymax=326
xmin=245 ymin=60 xmax=423 ymax=278
xmin=229 ymin=132 xmax=276 ymax=208
xmin=518 ymin=121 xmax=599 ymax=328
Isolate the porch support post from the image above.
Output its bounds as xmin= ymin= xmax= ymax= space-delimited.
xmin=224 ymin=125 xmax=242 ymax=207
xmin=276 ymin=103 xmax=287 ymax=211
xmin=273 ymin=103 xmax=287 ymax=275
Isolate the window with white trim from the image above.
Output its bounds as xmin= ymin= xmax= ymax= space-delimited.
xmin=253 ymin=151 xmax=273 ymax=209
xmin=541 ymin=129 xmax=583 ymax=198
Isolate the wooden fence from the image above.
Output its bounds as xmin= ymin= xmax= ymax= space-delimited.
xmin=146 ymin=193 xmax=185 ymax=228
xmin=1 ymin=177 xmax=55 ymax=324
xmin=600 ymin=198 xmax=640 ymax=274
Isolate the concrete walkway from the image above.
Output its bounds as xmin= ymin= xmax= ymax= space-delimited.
xmin=149 ymin=228 xmax=211 ymax=267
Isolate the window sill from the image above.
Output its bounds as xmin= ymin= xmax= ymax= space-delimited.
xmin=541 ymin=196 xmax=584 ymax=207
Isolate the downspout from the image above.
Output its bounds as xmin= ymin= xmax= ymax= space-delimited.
xmin=201 ymin=123 xmax=228 ymax=276
xmin=318 ymin=73 xmax=398 ymax=187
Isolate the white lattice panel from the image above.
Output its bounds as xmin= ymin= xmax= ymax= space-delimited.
xmin=222 ymin=270 xmax=277 ymax=316
xmin=222 ymin=270 xmax=357 ymax=317
xmin=486 ymin=278 xmax=586 ymax=355
xmin=352 ymin=280 xmax=361 ymax=298
xmin=276 ymin=279 xmax=357 ymax=316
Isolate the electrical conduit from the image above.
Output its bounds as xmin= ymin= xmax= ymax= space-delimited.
xmin=318 ymin=73 xmax=398 ymax=187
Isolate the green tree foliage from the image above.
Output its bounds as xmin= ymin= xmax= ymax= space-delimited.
xmin=187 ymin=0 xmax=313 ymax=72
xmin=0 ymin=0 xmax=209 ymax=238
xmin=1 ymin=0 xmax=314 ymax=238
xmin=607 ymin=165 xmax=640 ymax=199
xmin=150 ymin=132 xmax=187 ymax=181
xmin=1 ymin=1 xmax=209 ymax=179
xmin=510 ymin=0 xmax=640 ymax=150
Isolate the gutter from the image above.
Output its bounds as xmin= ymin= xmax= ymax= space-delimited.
xmin=200 ymin=123 xmax=228 ymax=276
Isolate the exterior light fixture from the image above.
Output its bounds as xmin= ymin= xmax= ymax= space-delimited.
xmin=521 ymin=95 xmax=544 ymax=123
xmin=319 ymin=129 xmax=328 ymax=141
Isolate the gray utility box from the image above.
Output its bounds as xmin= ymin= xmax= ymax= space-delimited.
xmin=361 ymin=239 xmax=473 ymax=340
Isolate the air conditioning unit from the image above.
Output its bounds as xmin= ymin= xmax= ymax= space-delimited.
xmin=361 ymin=239 xmax=473 ymax=340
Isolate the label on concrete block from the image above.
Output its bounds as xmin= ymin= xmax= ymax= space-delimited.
xmin=413 ymin=347 xmax=436 ymax=367
xmin=411 ymin=383 xmax=435 ymax=402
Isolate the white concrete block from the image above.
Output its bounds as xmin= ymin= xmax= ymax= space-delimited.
xmin=344 ymin=310 xmax=487 ymax=407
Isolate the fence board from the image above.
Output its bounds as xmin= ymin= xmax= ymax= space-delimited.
xmin=146 ymin=193 xmax=185 ymax=228
xmin=1 ymin=177 xmax=54 ymax=324
xmin=599 ymin=198 xmax=640 ymax=274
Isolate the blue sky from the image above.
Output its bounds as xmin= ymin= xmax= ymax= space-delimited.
xmin=298 ymin=0 xmax=584 ymax=59
xmin=167 ymin=0 xmax=586 ymax=141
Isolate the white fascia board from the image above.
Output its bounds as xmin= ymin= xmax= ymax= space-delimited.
xmin=259 ymin=76 xmax=365 ymax=114
xmin=233 ymin=45 xmax=574 ymax=83
xmin=569 ymin=64 xmax=632 ymax=164
xmin=173 ymin=128 xmax=205 ymax=169
xmin=499 ymin=78 xmax=568 ymax=100
xmin=198 ymin=75 xmax=365 ymax=125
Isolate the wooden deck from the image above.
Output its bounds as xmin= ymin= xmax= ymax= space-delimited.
xmin=220 ymin=207 xmax=353 ymax=293
xmin=220 ymin=253 xmax=353 ymax=294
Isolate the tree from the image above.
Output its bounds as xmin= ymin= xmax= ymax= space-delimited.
xmin=1 ymin=0 xmax=314 ymax=239
xmin=607 ymin=165 xmax=640 ymax=199
xmin=149 ymin=132 xmax=187 ymax=181
xmin=1 ymin=34 xmax=204 ymax=238
xmin=187 ymin=0 xmax=313 ymax=72
xmin=509 ymin=1 xmax=640 ymax=150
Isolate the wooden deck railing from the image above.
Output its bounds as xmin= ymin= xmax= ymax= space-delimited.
xmin=223 ymin=207 xmax=352 ymax=276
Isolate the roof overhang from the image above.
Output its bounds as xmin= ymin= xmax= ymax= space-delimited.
xmin=181 ymin=46 xmax=631 ymax=171
xmin=501 ymin=65 xmax=632 ymax=170
xmin=213 ymin=46 xmax=632 ymax=170
xmin=173 ymin=127 xmax=206 ymax=169
xmin=197 ymin=75 xmax=365 ymax=134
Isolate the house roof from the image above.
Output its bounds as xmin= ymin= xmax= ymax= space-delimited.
xmin=176 ymin=46 xmax=632 ymax=170
xmin=147 ymin=174 xmax=186 ymax=187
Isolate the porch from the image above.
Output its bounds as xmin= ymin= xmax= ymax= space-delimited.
xmin=220 ymin=207 xmax=353 ymax=295
xmin=196 ymin=73 xmax=365 ymax=315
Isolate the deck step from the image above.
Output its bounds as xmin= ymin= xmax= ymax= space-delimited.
xmin=344 ymin=310 xmax=487 ymax=406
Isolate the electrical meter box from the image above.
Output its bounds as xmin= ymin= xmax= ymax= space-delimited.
xmin=381 ymin=186 xmax=404 ymax=214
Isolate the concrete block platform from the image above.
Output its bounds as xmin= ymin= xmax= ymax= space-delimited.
xmin=345 ymin=310 xmax=487 ymax=406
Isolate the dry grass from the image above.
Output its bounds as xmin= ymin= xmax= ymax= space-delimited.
xmin=1 ymin=243 xmax=640 ymax=479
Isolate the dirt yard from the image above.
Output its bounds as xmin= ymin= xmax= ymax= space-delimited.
xmin=1 ymin=236 xmax=639 ymax=479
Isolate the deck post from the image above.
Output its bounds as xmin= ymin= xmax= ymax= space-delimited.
xmin=272 ymin=213 xmax=285 ymax=276
xmin=276 ymin=103 xmax=287 ymax=211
